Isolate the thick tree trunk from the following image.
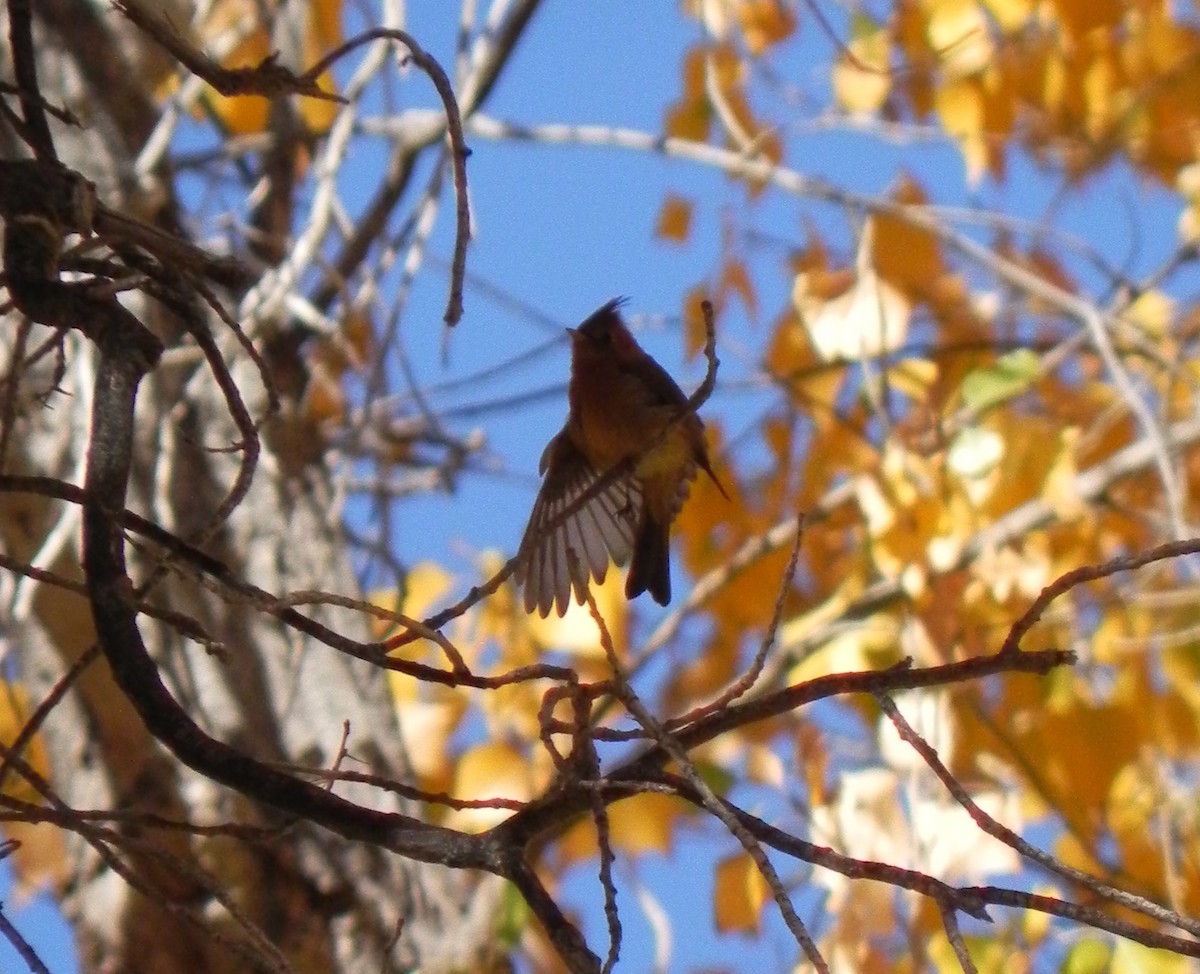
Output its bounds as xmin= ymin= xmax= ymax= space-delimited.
xmin=0 ymin=3 xmax=503 ymax=971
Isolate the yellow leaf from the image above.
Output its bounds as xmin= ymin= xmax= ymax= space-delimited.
xmin=777 ymin=578 xmax=859 ymax=652
xmin=935 ymin=76 xmax=988 ymax=184
xmin=744 ymin=742 xmax=785 ymax=787
xmin=298 ymin=76 xmax=339 ymax=133
xmin=199 ymin=0 xmax=342 ymax=133
xmin=1063 ymin=939 xmax=1112 ymax=974
xmin=553 ymin=792 xmax=685 ymax=863
xmin=680 ymin=43 xmax=708 ymax=100
xmin=608 ymin=793 xmax=683 ymax=855
xmin=979 ymin=0 xmax=1034 ymax=33
xmin=445 ymin=743 xmax=532 ymax=832
xmin=0 ymin=683 xmax=51 ymax=804
xmin=1082 ymin=52 xmax=1115 ymax=142
xmin=526 ymin=568 xmax=628 ymax=657
xmin=1111 ymin=941 xmax=1191 ymax=974
xmin=0 ymin=682 xmax=67 ymax=894
xmin=888 ymin=357 xmax=938 ymax=402
xmin=655 ymin=193 xmax=693 ymax=243
xmin=1126 ymin=289 xmax=1174 ymax=338
xmin=712 ymin=852 xmax=769 ymax=933
xmin=369 ymin=561 xmax=451 ymax=641
xmin=925 ymin=0 xmax=993 ymax=78
xmin=788 ymin=613 xmax=902 ymax=684
xmin=1041 ymin=428 xmax=1085 ymax=521
xmin=832 ymin=15 xmax=891 ymax=115
xmin=1106 ymin=763 xmax=1155 ymax=840
xmin=403 ymin=562 xmax=452 ymax=617
xmin=968 ymin=540 xmax=1051 ymax=604
xmin=388 ymin=686 xmax=466 ymax=781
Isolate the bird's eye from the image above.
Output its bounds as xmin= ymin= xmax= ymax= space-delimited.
xmin=595 ymin=329 xmax=612 ymax=345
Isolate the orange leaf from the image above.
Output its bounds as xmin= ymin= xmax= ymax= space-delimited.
xmin=718 ymin=258 xmax=757 ymax=319
xmin=0 ymin=683 xmax=67 ymax=893
xmin=1049 ymin=0 xmax=1124 ymax=40
xmin=663 ymin=98 xmax=711 ymax=142
xmin=870 ymin=175 xmax=943 ymax=301
xmin=655 ymin=194 xmax=693 ymax=243
xmin=301 ymin=362 xmax=345 ymax=424
xmin=682 ymin=283 xmax=714 ymax=361
xmin=735 ymin=0 xmax=797 ymax=56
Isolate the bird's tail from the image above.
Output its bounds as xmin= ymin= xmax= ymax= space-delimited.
xmin=626 ymin=513 xmax=671 ymax=605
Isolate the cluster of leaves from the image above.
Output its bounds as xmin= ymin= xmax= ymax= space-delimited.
xmin=649 ymin=0 xmax=1200 ymax=970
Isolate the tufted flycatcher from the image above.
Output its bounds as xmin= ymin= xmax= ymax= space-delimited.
xmin=515 ymin=298 xmax=726 ymax=617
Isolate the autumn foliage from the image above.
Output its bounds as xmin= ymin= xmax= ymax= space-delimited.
xmin=4 ymin=0 xmax=1200 ymax=973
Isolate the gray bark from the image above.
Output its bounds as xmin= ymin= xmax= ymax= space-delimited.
xmin=0 ymin=3 xmax=512 ymax=971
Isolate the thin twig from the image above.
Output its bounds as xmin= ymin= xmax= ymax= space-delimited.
xmin=876 ymin=692 xmax=1200 ymax=939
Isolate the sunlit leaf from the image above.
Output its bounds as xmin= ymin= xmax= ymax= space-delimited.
xmin=712 ymin=852 xmax=768 ymax=933
xmin=934 ymin=76 xmax=988 ymax=183
xmin=1125 ymin=289 xmax=1174 ymax=338
xmin=554 ymin=793 xmax=687 ymax=863
xmin=0 ymin=682 xmax=67 ymax=893
xmin=926 ymin=0 xmax=993 ymax=78
xmin=1111 ymin=941 xmax=1191 ymax=974
xmin=526 ymin=569 xmax=628 ymax=658
xmin=788 ymin=613 xmax=903 ymax=684
xmin=801 ymin=270 xmax=911 ymax=361
xmin=607 ymin=793 xmax=684 ymax=855
xmin=832 ymin=14 xmax=891 ymax=115
xmin=947 ymin=426 xmax=1004 ymax=480
xmin=445 ymin=743 xmax=533 ymax=832
xmin=979 ymin=0 xmax=1034 ymax=33
xmin=719 ymin=258 xmax=757 ymax=319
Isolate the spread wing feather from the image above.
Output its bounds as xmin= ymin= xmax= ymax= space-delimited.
xmin=516 ymin=434 xmax=641 ymax=617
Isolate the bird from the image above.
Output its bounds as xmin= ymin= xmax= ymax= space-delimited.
xmin=515 ymin=298 xmax=726 ymax=617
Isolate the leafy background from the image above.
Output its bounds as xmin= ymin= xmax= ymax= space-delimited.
xmin=6 ymin=0 xmax=1200 ymax=971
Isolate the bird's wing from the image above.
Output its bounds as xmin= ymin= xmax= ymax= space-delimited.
xmin=618 ymin=353 xmax=690 ymax=410
xmin=516 ymin=433 xmax=642 ymax=617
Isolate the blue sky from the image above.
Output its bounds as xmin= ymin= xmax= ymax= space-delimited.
xmin=4 ymin=1 xmax=1196 ymax=972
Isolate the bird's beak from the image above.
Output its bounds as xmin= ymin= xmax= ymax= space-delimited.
xmin=565 ymin=327 xmax=578 ymax=339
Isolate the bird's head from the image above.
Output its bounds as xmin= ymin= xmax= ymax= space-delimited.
xmin=568 ymin=297 xmax=640 ymax=361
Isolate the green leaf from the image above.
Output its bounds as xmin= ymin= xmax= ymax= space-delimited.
xmin=1062 ymin=938 xmax=1110 ymax=974
xmin=693 ymin=759 xmax=736 ymax=796
xmin=494 ymin=880 xmax=531 ymax=949
xmin=960 ymin=348 xmax=1040 ymax=411
xmin=1112 ymin=941 xmax=1191 ymax=974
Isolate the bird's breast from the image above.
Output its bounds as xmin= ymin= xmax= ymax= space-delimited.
xmin=569 ymin=369 xmax=699 ymax=476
